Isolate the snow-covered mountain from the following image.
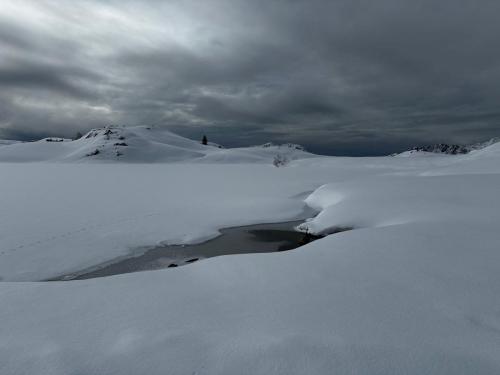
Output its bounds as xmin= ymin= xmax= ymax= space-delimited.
xmin=397 ymin=138 xmax=500 ymax=156
xmin=0 ymin=126 xmax=313 ymax=163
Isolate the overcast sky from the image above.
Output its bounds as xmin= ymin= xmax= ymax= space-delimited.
xmin=1 ymin=0 xmax=500 ymax=155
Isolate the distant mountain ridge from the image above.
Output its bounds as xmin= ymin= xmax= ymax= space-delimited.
xmin=399 ymin=138 xmax=500 ymax=156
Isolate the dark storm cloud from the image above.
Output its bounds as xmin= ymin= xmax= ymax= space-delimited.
xmin=0 ymin=61 xmax=102 ymax=99
xmin=1 ymin=0 xmax=500 ymax=154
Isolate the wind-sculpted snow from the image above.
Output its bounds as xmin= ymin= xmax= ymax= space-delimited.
xmin=1 ymin=137 xmax=500 ymax=374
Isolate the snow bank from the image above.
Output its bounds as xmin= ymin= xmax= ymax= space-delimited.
xmin=302 ymin=174 xmax=500 ymax=234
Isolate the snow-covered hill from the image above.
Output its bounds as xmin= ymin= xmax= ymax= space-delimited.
xmin=397 ymin=138 xmax=500 ymax=156
xmin=0 ymin=139 xmax=22 ymax=147
xmin=0 ymin=126 xmax=313 ymax=164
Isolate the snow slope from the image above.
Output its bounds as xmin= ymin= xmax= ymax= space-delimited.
xmin=1 ymin=131 xmax=500 ymax=374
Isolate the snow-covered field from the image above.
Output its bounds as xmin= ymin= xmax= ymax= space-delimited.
xmin=1 ymin=127 xmax=500 ymax=374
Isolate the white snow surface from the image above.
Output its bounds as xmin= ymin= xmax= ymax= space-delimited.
xmin=1 ymin=129 xmax=500 ymax=374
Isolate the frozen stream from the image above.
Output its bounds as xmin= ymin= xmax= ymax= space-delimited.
xmin=50 ymin=219 xmax=332 ymax=281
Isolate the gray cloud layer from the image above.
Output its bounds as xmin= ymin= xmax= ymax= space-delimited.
xmin=1 ymin=0 xmax=500 ymax=155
